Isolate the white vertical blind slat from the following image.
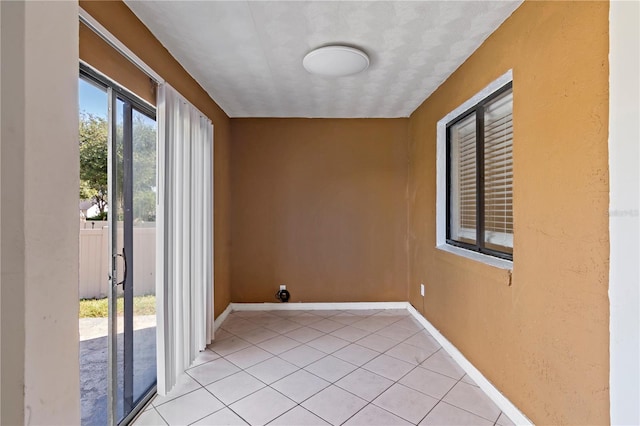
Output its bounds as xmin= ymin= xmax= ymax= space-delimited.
xmin=156 ymin=84 xmax=214 ymax=395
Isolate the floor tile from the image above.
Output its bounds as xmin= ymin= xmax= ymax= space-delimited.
xmin=393 ymin=317 xmax=424 ymax=332
xmin=278 ymin=344 xmax=326 ymax=367
xmin=420 ymin=401 xmax=494 ymax=426
xmin=286 ymin=326 xmax=326 ymax=343
xmin=290 ymin=314 xmax=324 ymax=326
xmin=208 ymin=336 xmax=252 ymax=357
xmin=356 ymin=334 xmax=398 ymax=352
xmin=307 ymin=318 xmax=345 ymax=333
xmin=189 ymin=349 xmax=221 ymax=368
xmin=271 ymin=369 xmax=331 ymax=403
xmin=461 ymin=374 xmax=479 ymax=387
xmin=420 ymin=350 xmax=466 ymax=380
xmin=152 ymin=373 xmax=201 ymax=407
xmin=496 ymin=412 xmax=516 ymax=426
xmin=374 ymin=309 xmax=410 ymax=317
xmin=385 ymin=342 xmax=437 ymax=365
xmin=257 ymin=335 xmax=301 ymax=355
xmin=263 ymin=319 xmax=303 ymax=334
xmin=191 ymin=407 xmax=248 ymax=425
xmin=245 ymin=356 xmax=298 ymax=384
xmin=249 ymin=315 xmax=286 ymax=329
xmin=335 ymin=368 xmax=393 ymax=402
xmin=351 ymin=317 xmax=390 ymax=332
xmin=229 ymin=387 xmax=296 ymax=426
xmin=151 ymin=310 xmax=516 ymax=426
xmin=330 ymin=326 xmax=371 ymax=342
xmin=302 ymin=385 xmax=367 ymax=425
xmin=307 ymin=334 xmax=350 ymax=354
xmin=442 ymin=381 xmax=501 ymax=422
xmin=331 ymin=314 xmax=364 ymax=325
xmin=269 ymin=406 xmax=329 ymax=425
xmin=399 ymin=367 xmax=457 ymax=399
xmin=187 ymin=358 xmax=240 ymax=386
xmin=213 ymin=328 xmax=234 ymax=341
xmin=271 ymin=310 xmax=305 ymax=318
xmin=205 ymin=371 xmax=266 ymax=405
xmin=372 ymin=383 xmax=438 ymax=424
xmin=343 ymin=404 xmax=412 ymax=426
xmin=224 ymin=345 xmax=273 ymax=369
xmin=404 ymin=332 xmax=440 ymax=352
xmin=312 ymin=309 xmax=344 ymax=317
xmin=234 ymin=327 xmax=279 ymax=344
xmin=133 ymin=407 xmax=167 ymax=425
xmin=155 ymin=388 xmax=224 ymax=425
xmin=221 ymin=318 xmax=261 ymax=334
xmin=304 ymin=355 xmax=357 ymax=382
xmin=362 ymin=354 xmax=414 ymax=381
xmin=346 ymin=309 xmax=381 ymax=316
xmin=333 ymin=344 xmax=380 ymax=366
xmin=375 ymin=324 xmax=418 ymax=342
xmin=227 ymin=311 xmax=264 ymax=320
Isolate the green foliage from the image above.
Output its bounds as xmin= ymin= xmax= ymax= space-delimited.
xmin=132 ymin=113 xmax=157 ymax=222
xmin=79 ymin=111 xmax=157 ymax=222
xmin=79 ymin=295 xmax=156 ymax=318
xmin=79 ymin=112 xmax=108 ymax=214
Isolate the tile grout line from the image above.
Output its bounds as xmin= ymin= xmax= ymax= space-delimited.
xmin=153 ymin=309 xmax=505 ymax=426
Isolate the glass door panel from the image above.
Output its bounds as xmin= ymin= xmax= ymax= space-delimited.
xmin=131 ymin=109 xmax=157 ymax=403
xmin=108 ymin=95 xmax=126 ymax=424
xmin=109 ymin=91 xmax=157 ymax=425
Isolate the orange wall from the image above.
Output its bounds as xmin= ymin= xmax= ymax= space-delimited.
xmin=80 ymin=22 xmax=155 ymax=105
xmin=231 ymin=119 xmax=408 ymax=303
xmin=407 ymin=2 xmax=609 ymax=424
xmin=80 ymin=1 xmax=232 ymax=318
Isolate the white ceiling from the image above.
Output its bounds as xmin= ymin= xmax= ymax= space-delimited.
xmin=124 ymin=1 xmax=522 ymax=118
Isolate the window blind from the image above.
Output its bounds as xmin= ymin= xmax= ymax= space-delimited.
xmin=450 ymin=114 xmax=477 ymax=244
xmin=446 ymin=82 xmax=513 ymax=260
xmin=483 ymin=91 xmax=513 ymax=253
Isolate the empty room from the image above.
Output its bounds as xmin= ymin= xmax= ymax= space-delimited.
xmin=0 ymin=1 xmax=638 ymax=426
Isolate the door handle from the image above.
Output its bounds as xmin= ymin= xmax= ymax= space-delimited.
xmin=113 ymin=247 xmax=128 ymax=290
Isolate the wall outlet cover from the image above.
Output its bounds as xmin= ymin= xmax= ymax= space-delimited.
xmin=420 ymin=283 xmax=425 ymax=296
xmin=280 ymin=285 xmax=286 ymax=291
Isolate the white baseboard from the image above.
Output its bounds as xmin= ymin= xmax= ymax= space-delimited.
xmin=230 ymin=301 xmax=409 ymax=311
xmin=406 ymin=304 xmax=533 ymax=426
xmin=213 ymin=303 xmax=233 ymax=332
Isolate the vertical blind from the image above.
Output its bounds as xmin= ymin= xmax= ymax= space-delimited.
xmin=156 ymin=83 xmax=214 ymax=395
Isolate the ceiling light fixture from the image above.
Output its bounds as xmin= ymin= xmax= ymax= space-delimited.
xmin=303 ymin=45 xmax=370 ymax=77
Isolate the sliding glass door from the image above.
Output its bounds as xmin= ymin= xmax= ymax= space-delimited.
xmin=101 ymin=68 xmax=157 ymax=425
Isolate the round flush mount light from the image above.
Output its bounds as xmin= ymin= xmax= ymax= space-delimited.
xmin=303 ymin=45 xmax=370 ymax=77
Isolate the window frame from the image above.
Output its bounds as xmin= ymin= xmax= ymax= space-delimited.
xmin=445 ymin=81 xmax=513 ymax=262
xmin=434 ymin=69 xmax=516 ymax=270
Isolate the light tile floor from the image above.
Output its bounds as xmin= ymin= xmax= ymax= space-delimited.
xmin=135 ymin=309 xmax=516 ymax=426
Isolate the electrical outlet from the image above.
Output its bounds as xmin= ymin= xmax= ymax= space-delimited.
xmin=280 ymin=284 xmax=286 ymax=291
xmin=420 ymin=283 xmax=425 ymax=297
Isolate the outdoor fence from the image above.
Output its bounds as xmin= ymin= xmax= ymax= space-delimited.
xmin=79 ymin=223 xmax=156 ymax=299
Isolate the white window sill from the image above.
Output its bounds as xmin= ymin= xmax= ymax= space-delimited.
xmin=436 ymin=244 xmax=513 ymax=270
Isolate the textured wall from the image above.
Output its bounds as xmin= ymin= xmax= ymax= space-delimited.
xmin=80 ymin=1 xmax=232 ymax=318
xmin=231 ymin=118 xmax=408 ymax=303
xmin=407 ymin=2 xmax=609 ymax=424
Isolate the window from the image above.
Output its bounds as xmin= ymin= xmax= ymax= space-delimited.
xmin=446 ymin=82 xmax=513 ymax=260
